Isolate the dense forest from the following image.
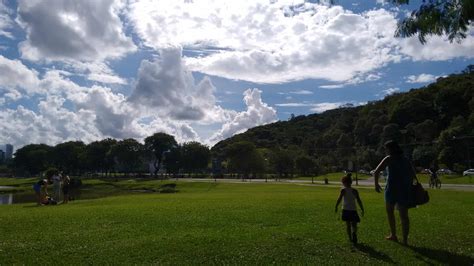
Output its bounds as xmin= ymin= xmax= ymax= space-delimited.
xmin=3 ymin=68 xmax=473 ymax=178
xmin=212 ymin=68 xmax=474 ymax=175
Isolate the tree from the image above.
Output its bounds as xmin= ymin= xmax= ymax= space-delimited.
xmin=412 ymin=146 xmax=437 ymax=168
xmin=392 ymin=0 xmax=474 ymax=44
xmin=226 ymin=141 xmax=265 ymax=179
xmin=295 ymin=155 xmax=315 ymax=176
xmin=13 ymin=144 xmax=52 ymax=176
xmin=181 ymin=142 xmax=211 ymax=176
xmin=51 ymin=141 xmax=86 ymax=175
xmin=413 ymin=119 xmax=438 ymax=142
xmin=144 ymin=133 xmax=178 ymax=177
xmin=382 ymin=123 xmax=402 ymax=143
xmin=163 ymin=146 xmax=182 ymax=177
xmin=84 ymin=138 xmax=117 ymax=176
xmin=270 ymin=149 xmax=295 ymax=178
xmin=110 ymin=139 xmax=143 ymax=175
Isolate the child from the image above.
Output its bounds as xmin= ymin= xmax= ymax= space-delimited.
xmin=335 ymin=174 xmax=364 ymax=244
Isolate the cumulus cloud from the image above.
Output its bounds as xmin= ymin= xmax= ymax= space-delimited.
xmin=128 ymin=46 xmax=236 ymax=124
xmin=319 ymin=84 xmax=345 ymax=89
xmin=289 ymin=90 xmax=313 ymax=95
xmin=310 ymin=102 xmax=345 ymax=113
xmin=0 ymin=45 xmax=277 ymax=147
xmin=0 ymin=100 xmax=102 ymax=148
xmin=128 ymin=1 xmax=401 ymax=83
xmin=405 ymin=73 xmax=438 ymax=84
xmin=378 ymin=87 xmax=400 ymax=97
xmin=17 ymin=0 xmax=136 ymax=62
xmin=0 ymin=1 xmax=14 ymax=38
xmin=210 ymin=88 xmax=277 ymax=143
xmin=0 ymin=55 xmax=40 ymax=95
xmin=275 ymin=102 xmax=312 ymax=107
xmin=276 ymin=101 xmax=361 ymax=113
xmin=399 ymin=28 xmax=474 ymax=61
xmin=69 ymin=62 xmax=128 ymax=85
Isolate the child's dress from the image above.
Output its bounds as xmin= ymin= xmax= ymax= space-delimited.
xmin=341 ymin=187 xmax=360 ymax=223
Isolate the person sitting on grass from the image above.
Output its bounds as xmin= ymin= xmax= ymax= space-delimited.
xmin=33 ymin=178 xmax=49 ymax=206
xmin=335 ymin=174 xmax=364 ymax=244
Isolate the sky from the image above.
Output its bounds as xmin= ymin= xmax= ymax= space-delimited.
xmin=0 ymin=0 xmax=473 ymax=149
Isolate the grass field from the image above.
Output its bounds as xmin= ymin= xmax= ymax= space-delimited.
xmin=0 ymin=179 xmax=473 ymax=264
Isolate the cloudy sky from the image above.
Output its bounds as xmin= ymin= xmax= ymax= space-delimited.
xmin=0 ymin=0 xmax=473 ymax=149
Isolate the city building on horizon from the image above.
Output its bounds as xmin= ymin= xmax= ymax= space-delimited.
xmin=5 ymin=144 xmax=13 ymax=159
xmin=0 ymin=144 xmax=13 ymax=161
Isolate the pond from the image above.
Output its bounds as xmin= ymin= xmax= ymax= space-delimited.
xmin=0 ymin=186 xmax=133 ymax=205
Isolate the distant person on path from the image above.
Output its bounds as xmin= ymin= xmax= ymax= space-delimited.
xmin=335 ymin=174 xmax=364 ymax=244
xmin=374 ymin=140 xmax=415 ymax=246
xmin=62 ymin=174 xmax=71 ymax=204
xmin=33 ymin=178 xmax=48 ymax=206
xmin=52 ymin=172 xmax=62 ymax=202
xmin=429 ymin=168 xmax=440 ymax=188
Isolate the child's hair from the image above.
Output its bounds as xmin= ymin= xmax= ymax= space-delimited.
xmin=341 ymin=175 xmax=352 ymax=185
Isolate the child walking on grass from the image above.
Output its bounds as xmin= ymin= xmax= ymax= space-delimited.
xmin=335 ymin=174 xmax=364 ymax=244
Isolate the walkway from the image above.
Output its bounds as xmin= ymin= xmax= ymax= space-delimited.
xmin=177 ymin=178 xmax=474 ymax=191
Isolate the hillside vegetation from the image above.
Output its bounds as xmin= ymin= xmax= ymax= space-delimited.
xmin=212 ymin=70 xmax=474 ymax=173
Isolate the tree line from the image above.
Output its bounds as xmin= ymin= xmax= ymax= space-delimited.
xmin=10 ymin=132 xmax=319 ymax=179
xmin=12 ymin=133 xmax=211 ymax=178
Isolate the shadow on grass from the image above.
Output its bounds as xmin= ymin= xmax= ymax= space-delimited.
xmin=355 ymin=243 xmax=394 ymax=263
xmin=409 ymin=246 xmax=474 ymax=265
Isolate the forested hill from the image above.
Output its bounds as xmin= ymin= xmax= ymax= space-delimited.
xmin=212 ymin=70 xmax=474 ymax=172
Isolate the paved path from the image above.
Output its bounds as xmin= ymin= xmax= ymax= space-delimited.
xmin=176 ymin=178 xmax=474 ymax=191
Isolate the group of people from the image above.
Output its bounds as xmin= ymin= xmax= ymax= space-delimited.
xmin=335 ymin=140 xmax=417 ymax=246
xmin=33 ymin=171 xmax=71 ymax=206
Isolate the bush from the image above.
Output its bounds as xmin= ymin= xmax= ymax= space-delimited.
xmin=70 ymin=178 xmax=82 ymax=188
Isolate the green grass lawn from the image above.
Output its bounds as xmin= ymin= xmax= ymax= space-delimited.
xmin=0 ymin=180 xmax=472 ymax=264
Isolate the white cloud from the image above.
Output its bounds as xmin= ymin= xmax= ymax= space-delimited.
xmin=399 ymin=28 xmax=474 ymax=61
xmin=319 ymin=84 xmax=345 ymax=89
xmin=210 ymin=88 xmax=277 ymax=143
xmin=405 ymin=73 xmax=438 ymax=84
xmin=128 ymin=46 xmax=228 ymax=122
xmin=17 ymin=0 xmax=136 ymax=62
xmin=319 ymin=72 xmax=382 ymax=89
xmin=0 ymin=55 xmax=40 ymax=94
xmin=128 ymin=1 xmax=400 ymax=83
xmin=0 ymin=102 xmax=101 ymax=148
xmin=0 ymin=0 xmax=14 ymax=38
xmin=276 ymin=101 xmax=359 ymax=113
xmin=68 ymin=61 xmax=128 ymax=85
xmin=310 ymin=102 xmax=345 ymax=113
xmin=379 ymin=87 xmax=400 ymax=97
xmin=0 ymin=45 xmax=276 ymax=148
xmin=275 ymin=103 xmax=312 ymax=107
xmin=289 ymin=90 xmax=313 ymax=95
xmin=4 ymin=89 xmax=22 ymax=101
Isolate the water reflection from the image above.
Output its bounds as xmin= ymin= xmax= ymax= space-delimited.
xmin=0 ymin=186 xmax=128 ymax=205
xmin=0 ymin=194 xmax=12 ymax=204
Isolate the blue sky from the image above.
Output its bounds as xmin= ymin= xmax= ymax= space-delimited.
xmin=0 ymin=0 xmax=473 ymax=149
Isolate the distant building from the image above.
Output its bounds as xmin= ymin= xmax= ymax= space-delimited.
xmin=5 ymin=144 xmax=13 ymax=159
xmin=0 ymin=150 xmax=4 ymax=164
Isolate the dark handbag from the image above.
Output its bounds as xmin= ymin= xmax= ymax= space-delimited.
xmin=412 ymin=177 xmax=429 ymax=206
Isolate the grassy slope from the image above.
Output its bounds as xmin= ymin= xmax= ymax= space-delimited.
xmin=0 ymin=181 xmax=472 ymax=264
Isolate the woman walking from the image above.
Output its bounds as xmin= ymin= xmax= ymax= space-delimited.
xmin=374 ymin=140 xmax=415 ymax=246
